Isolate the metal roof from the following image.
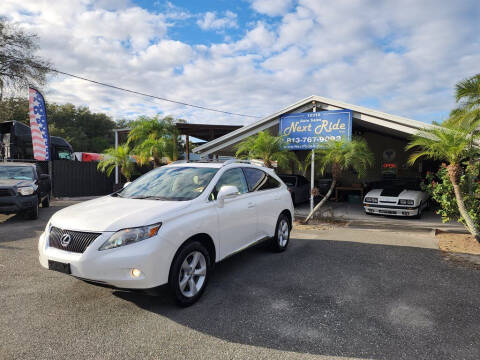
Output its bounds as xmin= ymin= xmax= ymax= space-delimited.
xmin=193 ymin=95 xmax=434 ymax=155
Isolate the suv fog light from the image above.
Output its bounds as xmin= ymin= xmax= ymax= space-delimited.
xmin=130 ymin=268 xmax=142 ymax=278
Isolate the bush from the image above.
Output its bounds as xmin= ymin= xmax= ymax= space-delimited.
xmin=423 ymin=165 xmax=480 ymax=227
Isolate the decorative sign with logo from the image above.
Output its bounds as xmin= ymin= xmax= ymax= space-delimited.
xmin=279 ymin=110 xmax=352 ymax=150
xmin=382 ymin=149 xmax=396 ymax=162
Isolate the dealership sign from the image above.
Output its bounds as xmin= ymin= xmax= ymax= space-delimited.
xmin=279 ymin=110 xmax=353 ymax=150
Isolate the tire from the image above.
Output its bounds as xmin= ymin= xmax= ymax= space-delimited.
xmin=169 ymin=241 xmax=211 ymax=307
xmin=26 ymin=198 xmax=39 ymax=220
xmin=42 ymin=193 xmax=50 ymax=208
xmin=270 ymin=214 xmax=291 ymax=252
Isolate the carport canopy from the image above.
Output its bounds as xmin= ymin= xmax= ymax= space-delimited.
xmin=193 ymin=95 xmax=434 ymax=156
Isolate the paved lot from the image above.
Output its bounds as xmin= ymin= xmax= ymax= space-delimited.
xmin=1 ymin=201 xmax=479 ymax=360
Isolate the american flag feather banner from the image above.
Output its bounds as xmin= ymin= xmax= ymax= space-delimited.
xmin=28 ymin=87 xmax=51 ymax=161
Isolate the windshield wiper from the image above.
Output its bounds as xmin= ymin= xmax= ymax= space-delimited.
xmin=129 ymin=195 xmax=168 ymax=200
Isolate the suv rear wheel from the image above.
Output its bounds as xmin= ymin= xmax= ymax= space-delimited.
xmin=169 ymin=241 xmax=211 ymax=307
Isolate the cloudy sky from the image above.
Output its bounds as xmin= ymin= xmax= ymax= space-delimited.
xmin=2 ymin=0 xmax=479 ymax=126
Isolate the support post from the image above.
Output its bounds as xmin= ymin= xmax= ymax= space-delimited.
xmin=48 ymin=160 xmax=53 ymax=196
xmin=185 ymin=135 xmax=190 ymax=161
xmin=114 ymin=130 xmax=119 ymax=185
xmin=310 ymin=101 xmax=317 ymax=213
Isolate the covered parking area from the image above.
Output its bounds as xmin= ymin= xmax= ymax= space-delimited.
xmin=193 ymin=95 xmax=449 ymax=225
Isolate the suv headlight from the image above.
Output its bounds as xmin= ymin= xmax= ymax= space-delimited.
xmin=398 ymin=199 xmax=414 ymax=205
xmin=17 ymin=186 xmax=34 ymax=196
xmin=364 ymin=197 xmax=378 ymax=203
xmin=98 ymin=223 xmax=162 ymax=251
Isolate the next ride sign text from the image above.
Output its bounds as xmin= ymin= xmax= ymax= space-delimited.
xmin=279 ymin=110 xmax=353 ymax=150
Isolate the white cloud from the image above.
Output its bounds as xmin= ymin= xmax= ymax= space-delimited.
xmin=250 ymin=0 xmax=293 ymax=17
xmin=129 ymin=40 xmax=193 ymax=70
xmin=197 ymin=11 xmax=238 ymax=31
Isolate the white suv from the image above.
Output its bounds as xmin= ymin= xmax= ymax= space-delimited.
xmin=38 ymin=160 xmax=294 ymax=306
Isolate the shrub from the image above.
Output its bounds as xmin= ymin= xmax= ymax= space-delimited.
xmin=423 ymin=166 xmax=480 ymax=227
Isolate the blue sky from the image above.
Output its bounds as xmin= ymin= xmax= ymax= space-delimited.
xmin=2 ymin=0 xmax=479 ymax=126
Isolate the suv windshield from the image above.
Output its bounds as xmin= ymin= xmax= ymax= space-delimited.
xmin=117 ymin=166 xmax=218 ymax=201
xmin=0 ymin=166 xmax=34 ymax=180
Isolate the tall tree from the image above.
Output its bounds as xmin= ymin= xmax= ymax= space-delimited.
xmin=406 ymin=122 xmax=480 ymax=240
xmin=1 ymin=97 xmax=117 ymax=153
xmin=235 ymin=131 xmax=299 ymax=169
xmin=305 ymin=138 xmax=374 ymax=223
xmin=0 ymin=18 xmax=51 ymax=100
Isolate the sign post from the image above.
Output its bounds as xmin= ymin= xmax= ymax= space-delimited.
xmin=279 ymin=108 xmax=353 ymax=213
xmin=310 ymin=103 xmax=316 ymax=212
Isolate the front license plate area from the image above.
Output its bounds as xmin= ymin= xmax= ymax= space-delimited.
xmin=48 ymin=260 xmax=71 ymax=274
xmin=379 ymin=210 xmax=397 ymax=215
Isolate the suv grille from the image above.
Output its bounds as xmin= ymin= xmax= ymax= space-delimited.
xmin=49 ymin=226 xmax=101 ymax=253
xmin=0 ymin=189 xmax=13 ymax=197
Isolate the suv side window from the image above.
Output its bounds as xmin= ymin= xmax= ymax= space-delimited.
xmin=243 ymin=168 xmax=266 ymax=191
xmin=259 ymin=174 xmax=281 ymax=190
xmin=243 ymin=168 xmax=281 ymax=191
xmin=210 ymin=168 xmax=248 ymax=200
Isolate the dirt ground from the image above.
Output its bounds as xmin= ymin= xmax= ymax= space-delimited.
xmin=437 ymin=232 xmax=480 ymax=255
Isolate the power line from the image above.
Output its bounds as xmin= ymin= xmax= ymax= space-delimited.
xmin=3 ymin=54 xmax=261 ymax=118
xmin=48 ymin=68 xmax=261 ymax=119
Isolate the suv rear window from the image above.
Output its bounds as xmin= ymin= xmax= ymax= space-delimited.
xmin=243 ymin=168 xmax=281 ymax=191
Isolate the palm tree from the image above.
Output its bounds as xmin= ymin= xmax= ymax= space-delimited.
xmin=305 ymin=138 xmax=374 ymax=223
xmin=446 ymin=75 xmax=480 ymax=194
xmin=133 ymin=137 xmax=169 ymax=167
xmin=127 ymin=116 xmax=180 ymax=165
xmin=235 ymin=131 xmax=299 ymax=169
xmin=97 ymin=144 xmax=135 ymax=182
xmin=406 ymin=122 xmax=480 ymax=240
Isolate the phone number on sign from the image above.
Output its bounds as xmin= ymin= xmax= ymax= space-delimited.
xmin=285 ymin=135 xmax=342 ymax=144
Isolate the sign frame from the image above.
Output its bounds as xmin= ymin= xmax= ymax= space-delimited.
xmin=279 ymin=109 xmax=353 ymax=150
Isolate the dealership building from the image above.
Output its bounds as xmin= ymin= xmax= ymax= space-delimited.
xmin=193 ymin=95 xmax=438 ymax=186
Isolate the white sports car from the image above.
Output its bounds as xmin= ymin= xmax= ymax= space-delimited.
xmin=363 ymin=179 xmax=429 ymax=218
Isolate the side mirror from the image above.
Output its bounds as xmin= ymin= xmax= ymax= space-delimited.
xmin=123 ymin=182 xmax=131 ymax=188
xmin=40 ymin=174 xmax=50 ymax=180
xmin=217 ymin=185 xmax=239 ymax=207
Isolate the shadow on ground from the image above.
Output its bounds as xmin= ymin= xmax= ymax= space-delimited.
xmin=114 ymin=239 xmax=480 ymax=360
xmin=0 ymin=203 xmax=66 ymax=243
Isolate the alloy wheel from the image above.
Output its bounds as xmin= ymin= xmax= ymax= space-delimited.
xmin=178 ymin=251 xmax=207 ymax=298
xmin=278 ymin=219 xmax=289 ymax=247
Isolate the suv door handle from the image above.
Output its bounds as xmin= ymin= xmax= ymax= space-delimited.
xmin=247 ymin=202 xmax=256 ymax=208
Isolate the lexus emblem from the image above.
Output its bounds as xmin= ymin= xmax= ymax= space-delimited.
xmin=60 ymin=233 xmax=71 ymax=247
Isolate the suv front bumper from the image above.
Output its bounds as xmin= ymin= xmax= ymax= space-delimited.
xmin=0 ymin=194 xmax=37 ymax=214
xmin=38 ymin=230 xmax=176 ymax=289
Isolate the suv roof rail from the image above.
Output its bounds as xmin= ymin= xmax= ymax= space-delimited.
xmin=222 ymin=159 xmax=252 ymax=166
xmin=169 ymin=158 xmax=268 ymax=167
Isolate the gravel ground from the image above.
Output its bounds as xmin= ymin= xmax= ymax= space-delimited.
xmin=1 ymin=201 xmax=479 ymax=360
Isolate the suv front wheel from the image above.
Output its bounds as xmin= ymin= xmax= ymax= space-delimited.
xmin=169 ymin=241 xmax=211 ymax=307
xmin=270 ymin=214 xmax=290 ymax=252
xmin=26 ymin=198 xmax=39 ymax=220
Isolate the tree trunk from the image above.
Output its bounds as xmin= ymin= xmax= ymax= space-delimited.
xmin=305 ymin=179 xmax=336 ymax=223
xmin=447 ymin=164 xmax=480 ymax=241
